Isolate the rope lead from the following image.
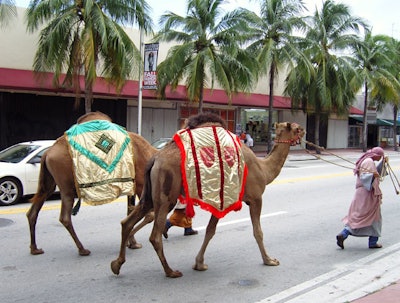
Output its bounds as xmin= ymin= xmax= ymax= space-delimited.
xmin=301 ymin=139 xmax=400 ymax=195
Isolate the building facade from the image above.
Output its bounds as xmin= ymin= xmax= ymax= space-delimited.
xmin=1 ymin=7 xmax=395 ymax=150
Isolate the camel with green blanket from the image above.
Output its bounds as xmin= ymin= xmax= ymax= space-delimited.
xmin=27 ymin=111 xmax=157 ymax=256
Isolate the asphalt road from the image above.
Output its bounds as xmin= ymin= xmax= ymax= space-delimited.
xmin=1 ymin=153 xmax=400 ymax=303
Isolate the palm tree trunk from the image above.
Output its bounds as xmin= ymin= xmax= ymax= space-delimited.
xmin=267 ymin=65 xmax=275 ymax=153
xmin=393 ymin=104 xmax=398 ymax=151
xmin=198 ymin=86 xmax=204 ymax=113
xmin=315 ymin=113 xmax=321 ymax=154
xmin=85 ymin=81 xmax=93 ymax=113
xmin=362 ymin=81 xmax=368 ymax=152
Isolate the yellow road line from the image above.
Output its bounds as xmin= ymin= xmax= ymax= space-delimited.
xmin=0 ymin=196 xmax=127 ymax=215
xmin=271 ymin=171 xmax=352 ymax=184
xmin=2 ymin=165 xmax=398 ymax=215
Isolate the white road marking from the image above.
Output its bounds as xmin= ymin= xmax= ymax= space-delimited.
xmin=195 ymin=211 xmax=288 ymax=231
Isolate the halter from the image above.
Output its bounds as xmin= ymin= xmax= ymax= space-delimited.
xmin=274 ymin=127 xmax=302 ymax=146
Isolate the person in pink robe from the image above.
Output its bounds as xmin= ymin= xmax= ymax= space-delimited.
xmin=336 ymin=146 xmax=386 ymax=249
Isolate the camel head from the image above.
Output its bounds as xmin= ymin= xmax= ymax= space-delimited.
xmin=273 ymin=122 xmax=305 ymax=146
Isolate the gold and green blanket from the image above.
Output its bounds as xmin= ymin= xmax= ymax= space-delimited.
xmin=174 ymin=126 xmax=247 ymax=219
xmin=65 ymin=120 xmax=135 ymax=205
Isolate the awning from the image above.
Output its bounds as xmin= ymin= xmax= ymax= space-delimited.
xmin=380 ymin=119 xmax=400 ymax=126
xmin=349 ymin=115 xmax=394 ymax=126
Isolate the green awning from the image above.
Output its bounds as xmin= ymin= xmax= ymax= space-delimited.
xmin=349 ymin=116 xmax=393 ymax=126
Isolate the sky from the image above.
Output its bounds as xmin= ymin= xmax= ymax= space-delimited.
xmin=14 ymin=0 xmax=400 ymax=39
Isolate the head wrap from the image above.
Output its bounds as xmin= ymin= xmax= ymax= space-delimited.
xmin=353 ymin=146 xmax=384 ymax=175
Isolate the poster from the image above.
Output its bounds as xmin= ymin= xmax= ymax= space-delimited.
xmin=143 ymin=43 xmax=159 ymax=89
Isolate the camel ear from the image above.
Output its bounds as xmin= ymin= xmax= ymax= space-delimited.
xmin=286 ymin=122 xmax=291 ymax=130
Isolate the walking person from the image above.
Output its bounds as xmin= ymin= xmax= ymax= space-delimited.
xmin=239 ymin=131 xmax=247 ymax=144
xmin=163 ymin=201 xmax=198 ymax=238
xmin=336 ymin=146 xmax=387 ymax=249
xmin=245 ymin=132 xmax=254 ymax=150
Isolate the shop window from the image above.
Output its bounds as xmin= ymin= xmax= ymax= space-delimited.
xmin=241 ymin=109 xmax=277 ymax=143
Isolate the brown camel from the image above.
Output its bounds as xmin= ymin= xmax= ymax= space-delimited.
xmin=27 ymin=112 xmax=157 ymax=256
xmin=111 ymin=113 xmax=305 ymax=277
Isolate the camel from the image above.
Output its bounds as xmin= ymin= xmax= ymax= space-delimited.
xmin=26 ymin=111 xmax=157 ymax=256
xmin=111 ymin=112 xmax=305 ymax=278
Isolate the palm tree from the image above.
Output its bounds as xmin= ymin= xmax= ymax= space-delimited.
xmin=26 ymin=0 xmax=153 ymax=113
xmin=351 ymin=31 xmax=400 ymax=151
xmin=285 ymin=0 xmax=366 ymax=153
xmin=234 ymin=0 xmax=309 ymax=152
xmin=154 ymin=0 xmax=258 ymax=113
xmin=368 ymin=37 xmax=400 ymax=151
xmin=0 ymin=0 xmax=16 ymax=28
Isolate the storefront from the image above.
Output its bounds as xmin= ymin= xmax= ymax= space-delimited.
xmin=349 ymin=115 xmax=396 ymax=148
xmin=239 ymin=108 xmax=278 ymax=143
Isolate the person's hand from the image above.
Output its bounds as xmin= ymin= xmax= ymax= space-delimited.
xmin=384 ymin=156 xmax=389 ymax=163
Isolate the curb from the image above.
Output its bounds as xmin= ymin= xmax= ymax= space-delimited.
xmin=257 ymin=243 xmax=400 ymax=303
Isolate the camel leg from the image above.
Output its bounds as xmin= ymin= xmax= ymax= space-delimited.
xmin=58 ymin=194 xmax=91 ymax=256
xmin=193 ymin=215 xmax=219 ymax=271
xmin=127 ymin=211 xmax=155 ymax=249
xmin=149 ymin=200 xmax=182 ymax=278
xmin=111 ymin=206 xmax=147 ymax=275
xmin=26 ymin=198 xmax=46 ymax=255
xmin=249 ymin=199 xmax=279 ymax=266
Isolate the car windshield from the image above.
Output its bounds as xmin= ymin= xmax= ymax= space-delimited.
xmin=0 ymin=144 xmax=41 ymax=163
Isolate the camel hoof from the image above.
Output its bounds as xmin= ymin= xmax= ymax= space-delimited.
xmin=264 ymin=258 xmax=280 ymax=266
xmin=79 ymin=248 xmax=91 ymax=256
xmin=166 ymin=270 xmax=183 ymax=278
xmin=192 ymin=263 xmax=208 ymax=271
xmin=127 ymin=242 xmax=142 ymax=249
xmin=30 ymin=247 xmax=44 ymax=255
xmin=111 ymin=260 xmax=123 ymax=275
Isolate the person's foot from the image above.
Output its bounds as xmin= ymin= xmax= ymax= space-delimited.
xmin=184 ymin=228 xmax=198 ymax=236
xmin=369 ymin=243 xmax=382 ymax=249
xmin=336 ymin=234 xmax=345 ymax=249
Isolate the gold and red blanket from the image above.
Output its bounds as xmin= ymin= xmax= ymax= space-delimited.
xmin=174 ymin=126 xmax=247 ymax=218
xmin=65 ymin=120 xmax=135 ymax=205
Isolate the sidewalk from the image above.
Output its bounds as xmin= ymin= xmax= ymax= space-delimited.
xmin=253 ymin=144 xmax=400 ymax=160
xmin=351 ymin=280 xmax=400 ymax=303
xmin=254 ymin=145 xmax=400 ymax=303
xmin=258 ymin=243 xmax=400 ymax=303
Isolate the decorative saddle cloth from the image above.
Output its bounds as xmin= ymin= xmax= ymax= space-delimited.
xmin=174 ymin=126 xmax=247 ymax=219
xmin=65 ymin=120 xmax=135 ymax=205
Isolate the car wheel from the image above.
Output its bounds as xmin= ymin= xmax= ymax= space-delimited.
xmin=0 ymin=177 xmax=23 ymax=206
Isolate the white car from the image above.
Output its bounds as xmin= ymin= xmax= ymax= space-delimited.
xmin=151 ymin=138 xmax=172 ymax=150
xmin=0 ymin=140 xmax=56 ymax=206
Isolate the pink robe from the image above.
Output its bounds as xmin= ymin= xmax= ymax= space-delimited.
xmin=343 ymin=158 xmax=382 ymax=231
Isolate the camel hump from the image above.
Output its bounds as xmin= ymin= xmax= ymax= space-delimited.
xmin=77 ymin=111 xmax=112 ymax=124
xmin=184 ymin=112 xmax=227 ymax=129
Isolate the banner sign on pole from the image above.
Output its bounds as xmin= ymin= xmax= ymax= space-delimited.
xmin=143 ymin=43 xmax=159 ymax=90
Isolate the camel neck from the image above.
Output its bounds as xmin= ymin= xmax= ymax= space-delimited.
xmin=261 ymin=143 xmax=291 ymax=185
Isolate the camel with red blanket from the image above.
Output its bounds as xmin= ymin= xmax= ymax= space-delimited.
xmin=111 ymin=112 xmax=305 ymax=277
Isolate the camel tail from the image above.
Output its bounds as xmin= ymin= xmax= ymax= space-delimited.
xmin=30 ymin=153 xmax=56 ymax=204
xmin=139 ymin=156 xmax=155 ymax=212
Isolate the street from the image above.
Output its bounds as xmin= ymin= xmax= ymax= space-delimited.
xmin=1 ymin=152 xmax=400 ymax=303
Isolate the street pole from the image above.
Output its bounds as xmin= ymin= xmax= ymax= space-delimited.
xmin=128 ymin=28 xmax=144 ymax=210
xmin=137 ymin=28 xmax=144 ymax=135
